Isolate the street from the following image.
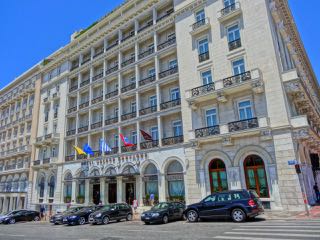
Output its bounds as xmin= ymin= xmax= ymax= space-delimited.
xmin=0 ymin=218 xmax=320 ymax=240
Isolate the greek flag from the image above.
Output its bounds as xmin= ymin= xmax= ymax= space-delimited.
xmin=99 ymin=139 xmax=111 ymax=153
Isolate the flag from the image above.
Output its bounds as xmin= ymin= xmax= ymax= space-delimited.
xmin=83 ymin=143 xmax=94 ymax=155
xmin=99 ymin=139 xmax=112 ymax=153
xmin=73 ymin=146 xmax=86 ymax=155
xmin=140 ymin=129 xmax=152 ymax=141
xmin=119 ymin=134 xmax=135 ymax=147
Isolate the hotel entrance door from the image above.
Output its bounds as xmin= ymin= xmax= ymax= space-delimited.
xmin=108 ymin=183 xmax=117 ymax=203
xmin=92 ymin=184 xmax=100 ymax=205
xmin=125 ymin=182 xmax=135 ymax=205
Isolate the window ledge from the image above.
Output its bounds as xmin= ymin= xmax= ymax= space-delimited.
xmin=226 ymin=47 xmax=246 ymax=60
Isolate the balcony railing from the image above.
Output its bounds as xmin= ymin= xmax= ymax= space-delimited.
xmin=105 ymin=65 xmax=118 ymax=75
xmin=159 ymin=66 xmax=178 ymax=79
xmin=121 ymin=57 xmax=135 ymax=68
xmin=160 ymin=98 xmax=181 ymax=110
xmin=80 ymin=79 xmax=90 ymax=88
xmin=140 ymin=140 xmax=159 ymax=150
xmin=228 ymin=38 xmax=241 ymax=51
xmin=106 ymin=147 xmax=119 ymax=155
xmin=105 ymin=90 xmax=118 ymax=99
xmin=156 ymin=8 xmax=174 ymax=22
xmin=79 ymin=101 xmax=89 ymax=109
xmin=68 ymin=106 xmax=77 ymax=114
xmin=66 ymin=129 xmax=76 ymax=136
xmin=69 ymin=85 xmax=78 ymax=93
xmin=139 ymin=106 xmax=157 ymax=116
xmin=195 ymin=125 xmax=220 ymax=138
xmin=70 ymin=64 xmax=79 ymax=71
xmin=162 ymin=135 xmax=184 ymax=146
xmin=223 ymin=71 xmax=251 ymax=87
xmin=43 ymin=158 xmax=50 ymax=164
xmin=121 ymin=145 xmax=137 ymax=153
xmin=121 ymin=82 xmax=136 ymax=93
xmin=199 ymin=51 xmax=210 ymax=62
xmin=220 ymin=2 xmax=240 ymax=17
xmin=105 ymin=41 xmax=118 ymax=51
xmin=92 ymin=72 xmax=103 ymax=82
xmin=65 ymin=155 xmax=75 ymax=162
xmin=91 ymin=95 xmax=103 ymax=105
xmin=139 ymin=48 xmax=154 ymax=59
xmin=121 ymin=112 xmax=137 ymax=121
xmin=33 ymin=160 xmax=40 ymax=166
xmin=139 ymin=75 xmax=156 ymax=86
xmin=191 ymin=82 xmax=215 ymax=97
xmin=91 ymin=151 xmax=101 ymax=158
xmin=78 ymin=125 xmax=89 ymax=133
xmin=44 ymin=133 xmax=52 ymax=140
xmin=138 ymin=21 xmax=153 ymax=33
xmin=157 ymin=37 xmax=176 ymax=50
xmin=192 ymin=18 xmax=208 ymax=31
xmin=93 ymin=49 xmax=104 ymax=58
xmin=105 ymin=117 xmax=118 ymax=125
xmin=91 ymin=121 xmax=102 ymax=129
xmin=121 ymin=32 xmax=135 ymax=42
xmin=228 ymin=117 xmax=259 ymax=132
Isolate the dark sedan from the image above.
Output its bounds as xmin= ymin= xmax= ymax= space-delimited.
xmin=1 ymin=210 xmax=40 ymax=224
xmin=89 ymin=203 xmax=133 ymax=225
xmin=50 ymin=207 xmax=84 ymax=224
xmin=141 ymin=202 xmax=186 ymax=224
xmin=62 ymin=206 xmax=103 ymax=225
xmin=184 ymin=189 xmax=264 ymax=223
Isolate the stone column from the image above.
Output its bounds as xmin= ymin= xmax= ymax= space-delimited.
xmin=117 ymin=176 xmax=123 ymax=203
xmin=158 ymin=173 xmax=166 ymax=202
xmin=136 ymin=176 xmax=143 ymax=206
xmin=157 ymin=116 xmax=162 ymax=147
xmin=85 ymin=179 xmax=90 ymax=205
xmin=100 ymin=178 xmax=105 ymax=204
xmin=105 ymin=183 xmax=109 ymax=204
xmin=9 ymin=197 xmax=13 ymax=211
xmin=71 ymin=180 xmax=77 ymax=203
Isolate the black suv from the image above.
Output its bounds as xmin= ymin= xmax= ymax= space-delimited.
xmin=62 ymin=206 xmax=103 ymax=225
xmin=184 ymin=189 xmax=264 ymax=222
xmin=89 ymin=203 xmax=133 ymax=225
xmin=1 ymin=210 xmax=40 ymax=224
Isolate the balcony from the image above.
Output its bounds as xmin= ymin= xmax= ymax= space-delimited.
xmin=80 ymin=79 xmax=90 ymax=88
xmin=223 ymin=71 xmax=251 ymax=87
xmin=156 ymin=8 xmax=174 ymax=22
xmin=190 ymin=82 xmax=215 ymax=98
xmin=105 ymin=90 xmax=118 ymax=99
xmin=199 ymin=51 xmax=210 ymax=62
xmin=69 ymin=85 xmax=78 ymax=93
xmin=68 ymin=106 xmax=77 ymax=114
xmin=228 ymin=38 xmax=242 ymax=51
xmin=139 ymin=48 xmax=154 ymax=59
xmin=157 ymin=37 xmax=176 ymax=50
xmin=106 ymin=147 xmax=119 ymax=155
xmin=138 ymin=21 xmax=153 ymax=33
xmin=52 ymin=92 xmax=60 ymax=100
xmin=91 ymin=95 xmax=103 ymax=105
xmin=121 ymin=112 xmax=137 ymax=121
xmin=105 ymin=117 xmax=118 ymax=126
xmin=91 ymin=121 xmax=102 ymax=129
xmin=190 ymin=18 xmax=211 ymax=35
xmin=162 ymin=135 xmax=183 ymax=146
xmin=228 ymin=117 xmax=259 ymax=132
xmin=121 ymin=32 xmax=134 ymax=42
xmin=92 ymin=72 xmax=103 ymax=82
xmin=44 ymin=133 xmax=60 ymax=144
xmin=93 ymin=49 xmax=104 ymax=59
xmin=159 ymin=66 xmax=178 ymax=79
xmin=140 ymin=140 xmax=159 ymax=150
xmin=78 ymin=125 xmax=89 ymax=133
xmin=65 ymin=155 xmax=75 ymax=162
xmin=42 ymin=158 xmax=51 ymax=164
xmin=121 ymin=82 xmax=136 ymax=93
xmin=70 ymin=64 xmax=79 ymax=71
xmin=121 ymin=57 xmax=135 ymax=68
xmin=105 ymin=65 xmax=119 ymax=75
xmin=33 ymin=160 xmax=40 ymax=166
xmin=105 ymin=41 xmax=118 ymax=51
xmin=139 ymin=75 xmax=156 ymax=86
xmin=195 ymin=125 xmax=220 ymax=138
xmin=79 ymin=101 xmax=89 ymax=109
xmin=139 ymin=106 xmax=157 ymax=116
xmin=91 ymin=151 xmax=101 ymax=158
xmin=218 ymin=2 xmax=242 ymax=23
xmin=160 ymin=99 xmax=181 ymax=110
xmin=121 ymin=145 xmax=137 ymax=153
xmin=66 ymin=129 xmax=76 ymax=136
xmin=81 ymin=57 xmax=91 ymax=65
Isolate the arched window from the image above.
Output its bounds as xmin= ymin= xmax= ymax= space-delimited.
xmin=122 ymin=165 xmax=136 ymax=175
xmin=244 ymin=155 xmax=269 ymax=198
xmin=143 ymin=163 xmax=158 ymax=200
xmin=19 ymin=176 xmax=27 ymax=192
xmin=166 ymin=161 xmax=185 ymax=201
xmin=12 ymin=178 xmax=19 ymax=191
xmin=48 ymin=176 xmax=55 ymax=198
xmin=39 ymin=176 xmax=45 ymax=198
xmin=77 ymin=171 xmax=86 ymax=203
xmin=64 ymin=173 xmax=73 ymax=203
xmin=209 ymin=159 xmax=228 ymax=193
xmin=105 ymin=167 xmax=116 ymax=176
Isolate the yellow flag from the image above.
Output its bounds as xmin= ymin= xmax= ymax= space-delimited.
xmin=73 ymin=146 xmax=86 ymax=155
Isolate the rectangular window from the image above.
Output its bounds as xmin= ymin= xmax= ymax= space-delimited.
xmin=224 ymin=0 xmax=235 ymax=7
xmin=232 ymin=58 xmax=245 ymax=75
xmin=149 ymin=96 xmax=157 ymax=107
xmin=227 ymin=24 xmax=240 ymax=43
xmin=51 ymin=147 xmax=56 ymax=157
xmin=169 ymin=59 xmax=177 ymax=69
xmin=170 ymin=88 xmax=180 ymax=100
xmin=173 ymin=121 xmax=183 ymax=137
xmin=238 ymin=100 xmax=253 ymax=120
xmin=53 ymin=124 xmax=57 ymax=134
xmin=114 ymin=135 xmax=119 ymax=147
xmin=198 ymin=38 xmax=209 ymax=54
xmin=131 ymin=131 xmax=137 ymax=144
xmin=150 ymin=126 xmax=158 ymax=140
xmin=195 ymin=9 xmax=205 ymax=22
xmin=206 ymin=108 xmax=217 ymax=127
xmin=131 ymin=102 xmax=136 ymax=113
xmin=114 ymin=108 xmax=119 ymax=118
xmin=148 ymin=68 xmax=156 ymax=77
xmin=201 ymin=70 xmax=213 ymax=85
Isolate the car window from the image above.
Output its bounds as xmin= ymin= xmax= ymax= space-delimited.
xmin=203 ymin=195 xmax=216 ymax=203
xmin=232 ymin=192 xmax=246 ymax=200
xmin=216 ymin=193 xmax=232 ymax=202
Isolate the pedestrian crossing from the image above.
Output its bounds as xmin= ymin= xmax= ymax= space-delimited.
xmin=213 ymin=220 xmax=320 ymax=240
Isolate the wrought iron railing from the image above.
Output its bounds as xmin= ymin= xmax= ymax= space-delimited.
xmin=121 ymin=32 xmax=135 ymax=42
xmin=43 ymin=158 xmax=50 ymax=164
xmin=162 ymin=135 xmax=184 ymax=146
xmin=105 ymin=65 xmax=119 ymax=75
xmin=78 ymin=125 xmax=89 ymax=133
xmin=191 ymin=82 xmax=215 ymax=97
xmin=91 ymin=96 xmax=103 ymax=105
xmin=93 ymin=49 xmax=104 ymax=58
xmin=223 ymin=71 xmax=251 ymax=87
xmin=68 ymin=106 xmax=77 ymax=114
xmin=66 ymin=129 xmax=76 ymax=136
xmin=139 ymin=75 xmax=156 ymax=86
xmin=138 ymin=21 xmax=153 ymax=33
xmin=105 ymin=117 xmax=118 ymax=125
xmin=121 ymin=112 xmax=137 ymax=121
xmin=105 ymin=90 xmax=118 ymax=99
xmin=91 ymin=121 xmax=102 ymax=129
xmin=160 ymin=98 xmax=181 ymax=110
xmin=192 ymin=18 xmax=208 ymax=31
xmin=228 ymin=38 xmax=241 ymax=51
xmin=199 ymin=51 xmax=210 ymax=62
xmin=79 ymin=101 xmax=89 ymax=109
xmin=228 ymin=117 xmax=259 ymax=132
xmin=220 ymin=2 xmax=240 ymax=16
xmin=80 ymin=79 xmax=90 ymax=88
xmin=69 ymin=85 xmax=78 ymax=93
xmin=121 ymin=57 xmax=135 ymax=67
xmin=33 ymin=160 xmax=40 ymax=166
xmin=92 ymin=72 xmax=103 ymax=82
xmin=121 ymin=145 xmax=137 ymax=153
xmin=195 ymin=125 xmax=220 ymax=138
xmin=81 ymin=57 xmax=91 ymax=65
xmin=159 ymin=66 xmax=178 ymax=79
xmin=156 ymin=8 xmax=174 ymax=22
xmin=157 ymin=37 xmax=176 ymax=50
xmin=65 ymin=155 xmax=75 ymax=162
xmin=139 ymin=48 xmax=154 ymax=59
xmin=140 ymin=140 xmax=159 ymax=149
xmin=106 ymin=147 xmax=119 ymax=155
xmin=121 ymin=82 xmax=136 ymax=93
xmin=139 ymin=106 xmax=157 ymax=116
xmin=105 ymin=41 xmax=118 ymax=51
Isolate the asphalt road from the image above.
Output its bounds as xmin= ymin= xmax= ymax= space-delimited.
xmin=0 ymin=217 xmax=320 ymax=240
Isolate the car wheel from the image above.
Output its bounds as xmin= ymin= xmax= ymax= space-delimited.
xmin=34 ymin=216 xmax=40 ymax=221
xmin=9 ymin=218 xmax=16 ymax=224
xmin=231 ymin=208 xmax=246 ymax=222
xmin=187 ymin=210 xmax=198 ymax=222
xmin=126 ymin=213 xmax=133 ymax=221
xmin=102 ymin=216 xmax=110 ymax=225
xmin=162 ymin=215 xmax=169 ymax=224
xmin=79 ymin=217 xmax=86 ymax=225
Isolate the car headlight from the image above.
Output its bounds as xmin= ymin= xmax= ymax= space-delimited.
xmin=70 ymin=216 xmax=78 ymax=219
xmin=141 ymin=213 xmax=145 ymax=217
xmin=151 ymin=213 xmax=159 ymax=217
xmin=95 ymin=213 xmax=101 ymax=218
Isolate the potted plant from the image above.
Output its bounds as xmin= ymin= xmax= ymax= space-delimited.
xmin=64 ymin=196 xmax=71 ymax=203
xmin=154 ymin=195 xmax=159 ymax=204
xmin=77 ymin=195 xmax=85 ymax=204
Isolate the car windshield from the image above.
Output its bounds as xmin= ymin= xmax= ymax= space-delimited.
xmin=5 ymin=210 xmax=20 ymax=216
xmin=64 ymin=208 xmax=77 ymax=213
xmin=152 ymin=203 xmax=169 ymax=210
xmin=78 ymin=207 xmax=92 ymax=212
xmin=101 ymin=205 xmax=113 ymax=211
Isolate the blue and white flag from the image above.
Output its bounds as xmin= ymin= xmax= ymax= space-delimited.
xmin=99 ymin=139 xmax=112 ymax=153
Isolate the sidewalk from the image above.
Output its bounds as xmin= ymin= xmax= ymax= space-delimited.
xmin=263 ymin=206 xmax=320 ymax=220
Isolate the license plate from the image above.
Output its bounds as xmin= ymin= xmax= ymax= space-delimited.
xmin=145 ymin=217 xmax=150 ymax=220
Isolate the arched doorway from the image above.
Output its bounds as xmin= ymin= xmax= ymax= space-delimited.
xmin=122 ymin=165 xmax=136 ymax=205
xmin=105 ymin=167 xmax=117 ymax=203
xmin=38 ymin=176 xmax=45 ymax=199
xmin=166 ymin=161 xmax=185 ymax=202
xmin=244 ymin=155 xmax=269 ymax=198
xmin=77 ymin=171 xmax=86 ymax=204
xmin=209 ymin=159 xmax=228 ymax=193
xmin=143 ymin=163 xmax=158 ymax=205
xmin=64 ymin=173 xmax=72 ymax=203
xmin=48 ymin=176 xmax=55 ymax=199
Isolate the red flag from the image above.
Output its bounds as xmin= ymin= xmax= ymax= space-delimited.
xmin=119 ymin=134 xmax=135 ymax=147
xmin=140 ymin=129 xmax=152 ymax=141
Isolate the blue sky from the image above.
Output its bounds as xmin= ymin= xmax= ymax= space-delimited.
xmin=0 ymin=0 xmax=318 ymax=90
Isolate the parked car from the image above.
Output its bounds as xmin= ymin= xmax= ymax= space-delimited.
xmin=0 ymin=210 xmax=24 ymax=224
xmin=1 ymin=210 xmax=40 ymax=224
xmin=141 ymin=202 xmax=186 ymax=224
xmin=184 ymin=190 xmax=264 ymax=223
xmin=89 ymin=203 xmax=133 ymax=225
xmin=62 ymin=206 xmax=103 ymax=225
xmin=50 ymin=207 xmax=84 ymax=224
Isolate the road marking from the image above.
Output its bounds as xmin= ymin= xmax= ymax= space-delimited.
xmin=0 ymin=234 xmax=25 ymax=237
xmin=233 ymin=228 xmax=320 ymax=233
xmin=127 ymin=229 xmax=177 ymax=233
xmin=237 ymin=225 xmax=320 ymax=228
xmin=224 ymin=231 xmax=320 ymax=238
xmin=213 ymin=236 xmax=301 ymax=240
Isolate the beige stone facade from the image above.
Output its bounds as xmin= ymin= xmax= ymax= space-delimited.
xmin=1 ymin=0 xmax=319 ymax=214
